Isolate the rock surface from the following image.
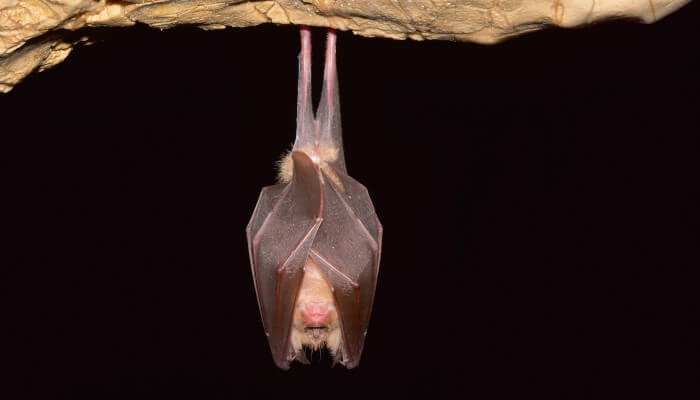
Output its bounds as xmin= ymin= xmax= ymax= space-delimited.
xmin=0 ymin=0 xmax=691 ymax=92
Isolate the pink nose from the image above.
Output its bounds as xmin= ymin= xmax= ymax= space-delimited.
xmin=301 ymin=304 xmax=330 ymax=325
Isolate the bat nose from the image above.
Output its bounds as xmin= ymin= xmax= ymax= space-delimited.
xmin=304 ymin=326 xmax=329 ymax=340
xmin=301 ymin=303 xmax=331 ymax=325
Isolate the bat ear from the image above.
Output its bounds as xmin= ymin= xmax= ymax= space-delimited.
xmin=294 ymin=350 xmax=310 ymax=365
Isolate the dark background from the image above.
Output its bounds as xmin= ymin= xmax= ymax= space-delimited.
xmin=2 ymin=3 xmax=699 ymax=399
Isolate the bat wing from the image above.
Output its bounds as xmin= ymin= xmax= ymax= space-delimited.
xmin=247 ymin=152 xmax=382 ymax=369
xmin=246 ymin=152 xmax=323 ymax=369
xmin=307 ymin=30 xmax=381 ymax=367
xmin=310 ymin=170 xmax=382 ymax=368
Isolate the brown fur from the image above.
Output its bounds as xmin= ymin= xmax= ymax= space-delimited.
xmin=276 ymin=147 xmax=343 ymax=190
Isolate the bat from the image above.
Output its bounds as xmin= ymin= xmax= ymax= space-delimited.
xmin=246 ymin=27 xmax=382 ymax=370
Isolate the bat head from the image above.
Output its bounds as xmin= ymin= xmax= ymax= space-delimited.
xmin=289 ymin=258 xmax=343 ymax=359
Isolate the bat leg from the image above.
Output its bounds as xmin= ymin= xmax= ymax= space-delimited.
xmin=322 ymin=28 xmax=336 ymax=123
xmin=283 ymin=27 xmax=346 ymax=182
xmin=293 ymin=26 xmax=315 ymax=156
xmin=317 ymin=28 xmax=346 ymax=173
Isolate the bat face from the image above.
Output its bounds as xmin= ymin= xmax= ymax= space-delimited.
xmin=246 ymin=28 xmax=382 ymax=369
xmin=289 ymin=257 xmax=342 ymax=356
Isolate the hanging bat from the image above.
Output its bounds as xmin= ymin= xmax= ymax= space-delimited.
xmin=246 ymin=27 xmax=382 ymax=370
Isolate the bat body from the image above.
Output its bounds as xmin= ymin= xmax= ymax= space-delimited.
xmin=246 ymin=28 xmax=382 ymax=369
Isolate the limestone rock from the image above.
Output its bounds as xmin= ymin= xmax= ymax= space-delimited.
xmin=0 ymin=0 xmax=692 ymax=93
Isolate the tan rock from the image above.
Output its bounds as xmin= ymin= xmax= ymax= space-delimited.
xmin=0 ymin=0 xmax=692 ymax=93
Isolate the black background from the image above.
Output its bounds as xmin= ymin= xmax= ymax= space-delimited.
xmin=2 ymin=3 xmax=699 ymax=399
